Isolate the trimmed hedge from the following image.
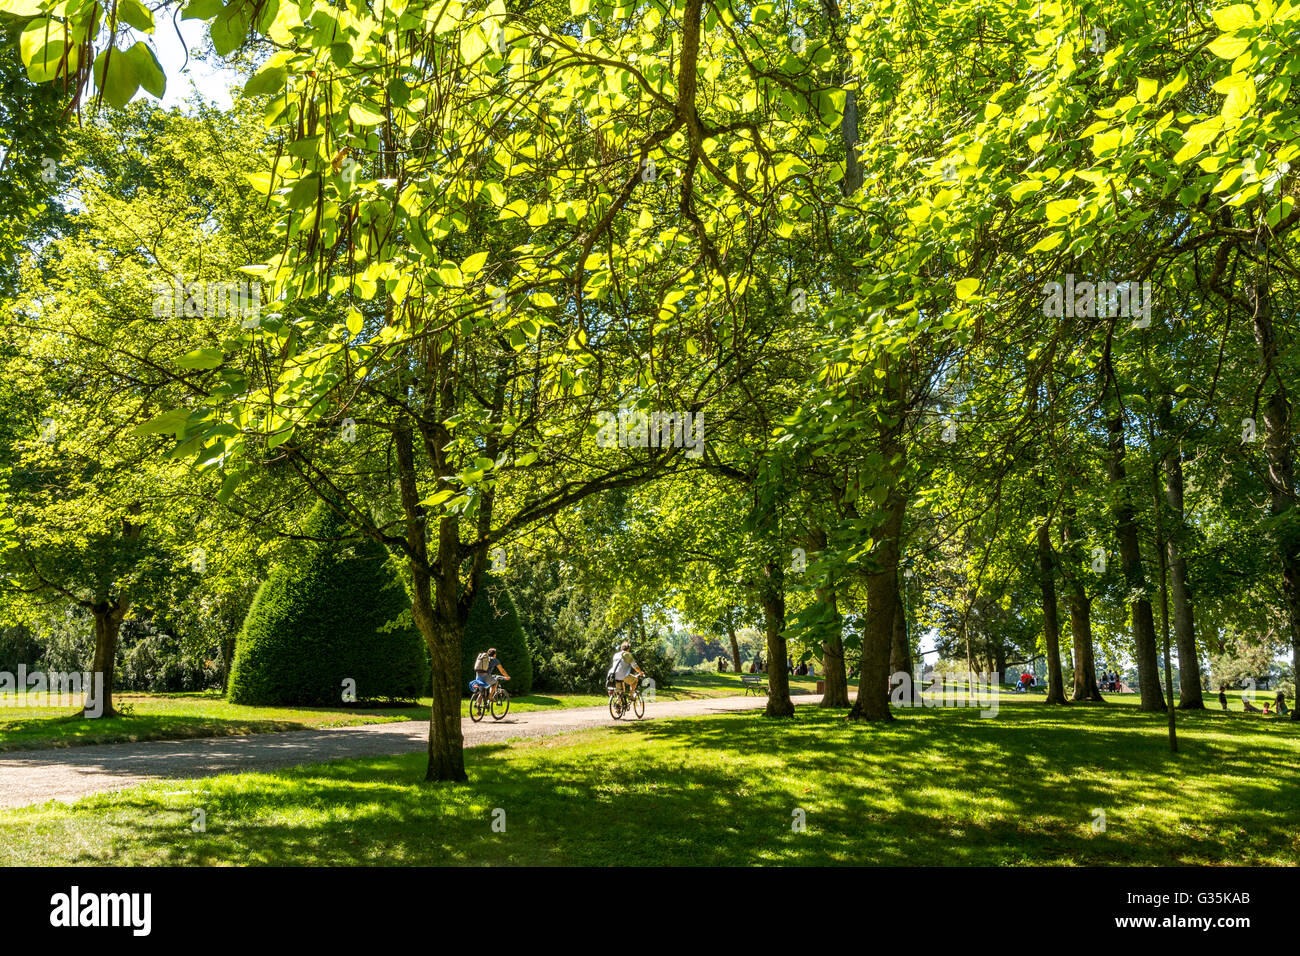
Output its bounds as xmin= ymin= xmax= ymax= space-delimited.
xmin=228 ymin=505 xmax=430 ymax=705
xmin=460 ymin=573 xmax=533 ymax=696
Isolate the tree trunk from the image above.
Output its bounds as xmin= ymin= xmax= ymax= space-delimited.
xmin=726 ymin=618 xmax=742 ymax=677
xmin=809 ymin=527 xmax=850 ymax=707
xmin=219 ymin=635 xmax=236 ymax=693
xmin=1104 ymin=358 xmax=1166 ymax=711
xmin=760 ymin=559 xmax=795 ymax=717
xmin=396 ymin=426 xmax=467 ymax=782
xmin=1036 ymin=519 xmax=1068 ymax=704
xmin=1247 ymin=276 xmax=1300 ymax=722
xmin=1066 ymin=581 xmax=1103 ymax=701
xmin=1159 ymin=398 xmax=1203 ymax=709
xmin=848 ymin=489 xmax=907 ymax=721
xmin=85 ymin=600 xmax=127 ymax=718
xmin=1061 ymin=512 xmax=1103 ymax=701
xmin=888 ymin=568 xmax=917 ymax=704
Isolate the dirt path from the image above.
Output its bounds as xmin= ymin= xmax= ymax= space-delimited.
xmin=0 ymin=691 xmax=823 ymax=810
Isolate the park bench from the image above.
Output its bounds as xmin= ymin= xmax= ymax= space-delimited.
xmin=741 ymin=675 xmax=767 ymax=696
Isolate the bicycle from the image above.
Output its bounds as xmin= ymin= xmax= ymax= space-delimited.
xmin=469 ymin=676 xmax=511 ymax=722
xmin=608 ymin=675 xmax=647 ymax=721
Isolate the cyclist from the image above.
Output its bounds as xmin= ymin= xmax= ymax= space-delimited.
xmin=610 ymin=641 xmax=645 ymax=697
xmin=470 ymin=647 xmax=511 ymax=699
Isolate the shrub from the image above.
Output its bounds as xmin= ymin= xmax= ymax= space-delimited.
xmin=461 ymin=573 xmax=533 ymax=696
xmin=228 ymin=505 xmax=430 ymax=705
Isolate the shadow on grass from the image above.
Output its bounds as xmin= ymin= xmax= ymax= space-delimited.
xmin=25 ymin=703 xmax=1296 ymax=867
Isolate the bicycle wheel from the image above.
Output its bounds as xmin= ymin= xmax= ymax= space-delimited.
xmin=609 ymin=691 xmax=625 ymax=720
xmin=470 ymin=692 xmax=487 ymax=723
xmin=632 ymin=689 xmax=645 ymax=719
xmin=491 ymin=687 xmax=511 ymax=720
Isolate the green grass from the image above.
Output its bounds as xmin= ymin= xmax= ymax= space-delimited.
xmin=2 ymin=696 xmax=1293 ymax=866
xmin=0 ymin=691 xmax=426 ymax=752
xmin=0 ymin=673 xmax=832 ymax=752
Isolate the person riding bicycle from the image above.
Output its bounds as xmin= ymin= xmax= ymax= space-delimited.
xmin=609 ymin=641 xmax=645 ymax=696
xmin=469 ymin=647 xmax=511 ymax=697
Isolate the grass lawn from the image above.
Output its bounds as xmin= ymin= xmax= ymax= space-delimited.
xmin=0 ymin=673 xmax=837 ymax=752
xmin=2 ymin=696 xmax=1294 ymax=866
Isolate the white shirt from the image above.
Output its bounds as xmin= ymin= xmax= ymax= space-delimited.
xmin=612 ymin=650 xmax=638 ymax=680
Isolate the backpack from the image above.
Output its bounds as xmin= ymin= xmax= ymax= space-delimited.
xmin=474 ymin=651 xmax=492 ymax=673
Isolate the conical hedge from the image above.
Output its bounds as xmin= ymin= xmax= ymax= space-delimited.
xmin=228 ymin=504 xmax=430 ymax=705
xmin=461 ymin=572 xmax=533 ymax=695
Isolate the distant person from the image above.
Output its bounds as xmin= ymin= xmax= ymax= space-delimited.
xmin=1263 ymin=702 xmax=1273 ymax=716
xmin=609 ymin=641 xmax=645 ymax=697
xmin=470 ymin=646 xmax=510 ymax=696
xmin=1243 ymin=695 xmax=1260 ymax=714
xmin=749 ymin=659 xmax=757 ymax=674
xmin=718 ymin=657 xmax=727 ymax=672
xmin=787 ymin=656 xmax=794 ymax=674
xmin=809 ymin=662 xmax=816 ymax=677
xmin=1219 ymin=687 xmax=1228 ymax=711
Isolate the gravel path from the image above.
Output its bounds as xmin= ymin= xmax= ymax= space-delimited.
xmin=0 ymin=691 xmax=822 ymax=810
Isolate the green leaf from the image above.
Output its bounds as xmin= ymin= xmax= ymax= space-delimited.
xmin=1009 ymin=180 xmax=1043 ymax=202
xmin=124 ymin=41 xmax=165 ymax=98
xmin=215 ymin=470 xmax=244 ymax=505
xmin=954 ymin=278 xmax=979 ymax=300
xmin=131 ymin=408 xmax=191 ymax=436
xmin=117 ymin=0 xmax=155 ymax=32
xmin=180 ymin=0 xmax=224 ymax=19
xmin=244 ymin=63 xmax=286 ymax=96
xmin=0 ymin=0 xmax=48 ymax=15
xmin=1208 ymin=34 xmax=1251 ymax=59
xmin=20 ymin=19 xmax=74 ymax=81
xmin=420 ymin=489 xmax=457 ymax=508
xmin=288 ymin=175 xmax=320 ymax=209
xmin=461 ymin=250 xmax=489 ymax=277
xmin=1212 ymin=4 xmax=1260 ymax=31
xmin=177 ymin=347 xmax=224 ymax=370
xmin=210 ymin=5 xmax=249 ymax=55
xmin=92 ymin=47 xmax=141 ymax=109
xmin=348 ymin=102 xmax=386 ymax=125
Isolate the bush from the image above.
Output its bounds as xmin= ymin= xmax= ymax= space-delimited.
xmin=227 ymin=505 xmax=430 ymax=705
xmin=461 ymin=573 xmax=533 ymax=696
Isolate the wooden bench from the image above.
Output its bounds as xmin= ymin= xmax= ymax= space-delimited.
xmin=741 ymin=675 xmax=767 ymax=695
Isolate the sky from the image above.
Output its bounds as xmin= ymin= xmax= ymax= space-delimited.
xmin=148 ymin=16 xmax=240 ymax=111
